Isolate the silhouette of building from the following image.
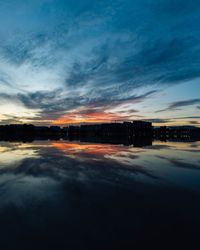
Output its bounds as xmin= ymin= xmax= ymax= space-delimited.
xmin=154 ymin=126 xmax=200 ymax=141
xmin=0 ymin=122 xmax=199 ymax=144
xmin=0 ymin=124 xmax=63 ymax=141
xmin=78 ymin=121 xmax=152 ymax=138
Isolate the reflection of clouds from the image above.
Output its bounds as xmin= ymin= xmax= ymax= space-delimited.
xmin=0 ymin=140 xmax=200 ymax=249
xmin=51 ymin=141 xmax=135 ymax=163
xmin=0 ymin=141 xmax=156 ymax=191
xmin=0 ymin=175 xmax=58 ymax=208
xmin=157 ymin=156 xmax=200 ymax=170
xmin=155 ymin=141 xmax=200 ymax=151
xmin=51 ymin=142 xmax=157 ymax=179
xmin=0 ymin=142 xmax=157 ymax=211
xmin=169 ymin=159 xmax=200 ymax=170
xmin=145 ymin=144 xmax=172 ymax=150
xmin=0 ymin=138 xmax=199 ymax=227
xmin=105 ymin=152 xmax=139 ymax=166
xmin=0 ymin=139 xmax=199 ymax=203
xmin=51 ymin=141 xmax=144 ymax=160
xmin=51 ymin=142 xmax=125 ymax=157
xmin=52 ymin=141 xmax=145 ymax=168
xmin=0 ymin=143 xmax=39 ymax=167
xmin=152 ymin=141 xmax=200 ymax=170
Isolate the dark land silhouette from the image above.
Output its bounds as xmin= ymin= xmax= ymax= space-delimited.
xmin=0 ymin=121 xmax=199 ymax=145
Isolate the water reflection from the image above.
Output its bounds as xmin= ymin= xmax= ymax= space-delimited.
xmin=0 ymin=140 xmax=200 ymax=249
xmin=0 ymin=140 xmax=200 ymax=195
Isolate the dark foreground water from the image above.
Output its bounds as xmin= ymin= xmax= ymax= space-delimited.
xmin=0 ymin=140 xmax=200 ymax=249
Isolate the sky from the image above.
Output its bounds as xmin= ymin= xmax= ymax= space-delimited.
xmin=0 ymin=0 xmax=200 ymax=127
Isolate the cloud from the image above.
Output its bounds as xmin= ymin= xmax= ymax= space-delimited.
xmin=1 ymin=0 xmax=200 ymax=90
xmin=0 ymin=0 xmax=200 ymax=124
xmin=169 ymin=99 xmax=200 ymax=109
xmin=144 ymin=118 xmax=172 ymax=124
xmin=189 ymin=121 xmax=200 ymax=125
xmin=156 ymin=99 xmax=200 ymax=113
xmin=173 ymin=116 xmax=200 ymax=120
xmin=0 ymin=88 xmax=156 ymax=125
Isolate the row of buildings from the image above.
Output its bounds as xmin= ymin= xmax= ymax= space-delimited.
xmin=0 ymin=122 xmax=200 ymax=143
xmin=68 ymin=121 xmax=152 ymax=138
xmin=0 ymin=124 xmax=64 ymax=141
xmin=154 ymin=126 xmax=200 ymax=141
xmin=0 ymin=121 xmax=153 ymax=146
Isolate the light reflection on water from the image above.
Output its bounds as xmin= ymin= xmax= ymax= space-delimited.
xmin=1 ymin=140 xmax=199 ymax=188
xmin=0 ymin=140 xmax=200 ymax=249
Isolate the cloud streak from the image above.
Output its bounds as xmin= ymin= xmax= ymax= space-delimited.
xmin=156 ymin=99 xmax=200 ymax=113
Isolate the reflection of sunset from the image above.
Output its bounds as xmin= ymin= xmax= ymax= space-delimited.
xmin=51 ymin=142 xmax=123 ymax=156
xmin=51 ymin=141 xmax=142 ymax=167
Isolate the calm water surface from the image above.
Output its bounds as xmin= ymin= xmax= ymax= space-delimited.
xmin=0 ymin=140 xmax=200 ymax=249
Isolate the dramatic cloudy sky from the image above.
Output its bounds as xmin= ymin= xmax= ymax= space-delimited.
xmin=0 ymin=0 xmax=200 ymax=126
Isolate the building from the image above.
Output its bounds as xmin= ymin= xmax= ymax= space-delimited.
xmin=77 ymin=121 xmax=152 ymax=138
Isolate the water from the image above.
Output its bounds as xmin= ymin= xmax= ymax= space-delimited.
xmin=0 ymin=140 xmax=200 ymax=249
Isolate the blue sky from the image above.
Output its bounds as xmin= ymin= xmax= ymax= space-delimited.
xmin=0 ymin=0 xmax=199 ymax=126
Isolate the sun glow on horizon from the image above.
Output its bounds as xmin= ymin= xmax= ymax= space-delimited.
xmin=52 ymin=111 xmax=136 ymax=125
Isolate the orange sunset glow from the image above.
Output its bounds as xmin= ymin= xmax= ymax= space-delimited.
xmin=52 ymin=111 xmax=135 ymax=125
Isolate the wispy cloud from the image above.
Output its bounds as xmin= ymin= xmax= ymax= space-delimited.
xmin=173 ymin=116 xmax=200 ymax=119
xmin=144 ymin=118 xmax=172 ymax=124
xmin=156 ymin=99 xmax=200 ymax=113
